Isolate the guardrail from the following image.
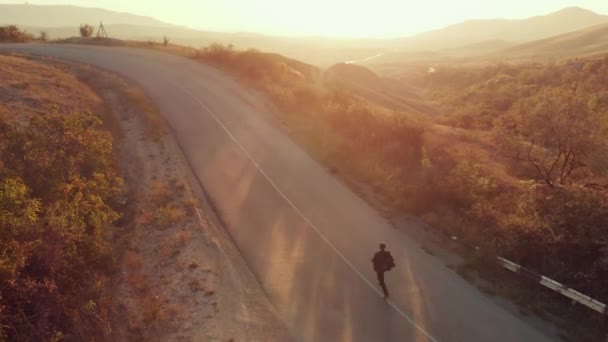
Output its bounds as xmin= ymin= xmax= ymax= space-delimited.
xmin=496 ymin=256 xmax=606 ymax=314
xmin=446 ymin=235 xmax=606 ymax=315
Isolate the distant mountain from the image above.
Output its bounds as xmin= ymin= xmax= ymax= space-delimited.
xmin=0 ymin=3 xmax=383 ymax=66
xmin=0 ymin=4 xmax=173 ymax=27
xmin=499 ymin=22 xmax=608 ymax=59
xmin=444 ymin=40 xmax=516 ymax=56
xmin=401 ymin=7 xmax=608 ymax=50
xmin=2 ymin=4 xmax=607 ymax=66
xmin=12 ymin=23 xmax=382 ymax=66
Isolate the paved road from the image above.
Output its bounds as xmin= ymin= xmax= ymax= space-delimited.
xmin=1 ymin=44 xmax=559 ymax=342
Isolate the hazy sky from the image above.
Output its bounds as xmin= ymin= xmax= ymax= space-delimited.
xmin=3 ymin=0 xmax=608 ymax=37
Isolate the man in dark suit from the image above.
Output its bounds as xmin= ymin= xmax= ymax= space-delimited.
xmin=372 ymin=242 xmax=395 ymax=299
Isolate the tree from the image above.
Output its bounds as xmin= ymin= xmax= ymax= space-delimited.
xmin=496 ymin=86 xmax=606 ymax=186
xmin=0 ymin=25 xmax=33 ymax=42
xmin=163 ymin=35 xmax=170 ymax=46
xmin=79 ymin=24 xmax=94 ymax=38
xmin=39 ymin=31 xmax=48 ymax=42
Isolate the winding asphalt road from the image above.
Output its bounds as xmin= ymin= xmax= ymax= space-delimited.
xmin=1 ymin=44 xmax=559 ymax=342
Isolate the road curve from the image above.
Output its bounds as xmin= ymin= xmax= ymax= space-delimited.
xmin=1 ymin=44 xmax=559 ymax=342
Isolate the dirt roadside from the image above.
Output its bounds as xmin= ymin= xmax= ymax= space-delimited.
xmin=13 ymin=55 xmax=293 ymax=341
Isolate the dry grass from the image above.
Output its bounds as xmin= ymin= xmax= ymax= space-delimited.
xmin=155 ymin=205 xmax=187 ymax=228
xmin=151 ymin=180 xmax=173 ymax=206
xmin=126 ymin=271 xmax=149 ymax=293
xmin=91 ymin=274 xmax=109 ymax=298
xmin=39 ymin=57 xmax=168 ymax=142
xmin=175 ymin=229 xmax=192 ymax=247
xmin=147 ymin=180 xmax=190 ymax=228
xmin=124 ymin=251 xmax=143 ymax=271
xmin=188 ymin=259 xmax=200 ymax=270
xmin=142 ymin=296 xmax=164 ymax=324
xmin=189 ymin=278 xmax=203 ymax=292
xmin=135 ymin=208 xmax=153 ymax=226
xmin=156 ymin=240 xmax=179 ymax=259
xmin=126 ymin=40 xmax=198 ymax=58
xmin=124 ymin=251 xmax=148 ymax=292
xmin=0 ymin=54 xmax=102 ymax=119
xmin=122 ymin=86 xmax=167 ymax=141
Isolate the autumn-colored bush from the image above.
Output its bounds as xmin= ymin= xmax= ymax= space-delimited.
xmin=39 ymin=31 xmax=48 ymax=42
xmin=421 ymin=56 xmax=608 ymax=132
xmin=0 ymin=25 xmax=34 ymax=43
xmin=0 ymin=110 xmax=123 ymax=340
xmin=195 ymin=43 xmax=316 ymax=84
xmin=79 ymin=24 xmax=95 ymax=38
xmin=415 ymin=57 xmax=608 ymax=301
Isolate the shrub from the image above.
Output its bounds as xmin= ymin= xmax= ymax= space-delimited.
xmin=0 ymin=25 xmax=34 ymax=42
xmin=79 ymin=24 xmax=95 ymax=38
xmin=197 ymin=43 xmax=236 ymax=64
xmin=0 ymin=110 xmax=123 ymax=340
xmin=39 ymin=31 xmax=48 ymax=42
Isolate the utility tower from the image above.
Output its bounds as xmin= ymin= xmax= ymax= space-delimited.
xmin=96 ymin=21 xmax=108 ymax=38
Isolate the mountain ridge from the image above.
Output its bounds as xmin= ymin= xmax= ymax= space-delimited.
xmin=2 ymin=4 xmax=608 ymax=65
xmin=0 ymin=4 xmax=175 ymax=28
xmin=400 ymin=6 xmax=608 ymax=50
xmin=498 ymin=21 xmax=608 ymax=59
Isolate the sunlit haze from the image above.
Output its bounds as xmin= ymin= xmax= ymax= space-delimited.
xmin=2 ymin=0 xmax=607 ymax=37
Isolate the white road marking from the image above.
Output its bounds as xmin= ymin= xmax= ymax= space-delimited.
xmin=180 ymin=86 xmax=439 ymax=342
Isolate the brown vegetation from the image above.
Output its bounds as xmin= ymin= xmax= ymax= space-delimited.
xmin=0 ymin=56 xmax=126 ymax=341
xmin=79 ymin=24 xmax=94 ymax=38
xmin=0 ymin=55 xmax=102 ymax=117
xmin=0 ymin=110 xmax=123 ymax=340
xmin=413 ymin=58 xmax=608 ymax=290
xmin=0 ymin=25 xmax=34 ymax=43
xmin=324 ymin=62 xmax=438 ymax=115
xmin=38 ymin=31 xmax=48 ymax=42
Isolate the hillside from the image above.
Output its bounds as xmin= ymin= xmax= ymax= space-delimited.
xmin=441 ymin=40 xmax=516 ymax=57
xmin=359 ymin=7 xmax=608 ymax=67
xmin=324 ymin=63 xmax=438 ymax=115
xmin=0 ymin=4 xmax=172 ymax=27
xmin=499 ymin=22 xmax=608 ymax=59
xmin=401 ymin=7 xmax=608 ymax=50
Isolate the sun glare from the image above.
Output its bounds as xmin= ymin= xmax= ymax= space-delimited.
xmin=181 ymin=0 xmax=608 ymax=38
xmin=4 ymin=0 xmax=608 ymax=37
